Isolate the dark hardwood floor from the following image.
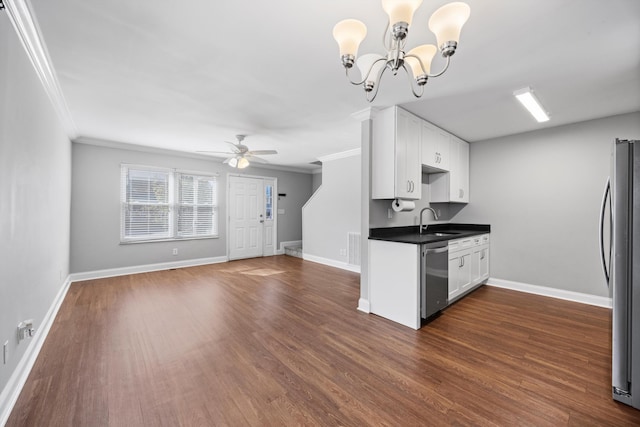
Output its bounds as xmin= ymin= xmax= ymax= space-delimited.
xmin=7 ymin=256 xmax=640 ymax=426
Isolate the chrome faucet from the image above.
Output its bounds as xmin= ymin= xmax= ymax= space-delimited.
xmin=419 ymin=207 xmax=438 ymax=234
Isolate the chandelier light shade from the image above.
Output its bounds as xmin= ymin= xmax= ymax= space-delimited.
xmin=332 ymin=19 xmax=368 ymax=62
xmin=381 ymin=0 xmax=423 ymax=28
xmin=428 ymin=2 xmax=471 ymax=55
xmin=406 ymin=44 xmax=437 ymax=81
xmin=357 ymin=53 xmax=387 ymax=91
xmin=333 ymin=0 xmax=470 ymax=102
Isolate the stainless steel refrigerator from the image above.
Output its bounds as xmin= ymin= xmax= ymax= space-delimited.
xmin=600 ymin=138 xmax=640 ymax=409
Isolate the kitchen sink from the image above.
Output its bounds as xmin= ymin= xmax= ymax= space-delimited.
xmin=423 ymin=231 xmax=460 ymax=237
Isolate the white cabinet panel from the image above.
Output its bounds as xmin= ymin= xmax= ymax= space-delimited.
xmin=372 ymin=106 xmax=422 ymax=200
xmin=369 ymin=240 xmax=421 ymax=329
xmin=430 ymin=136 xmax=469 ymax=203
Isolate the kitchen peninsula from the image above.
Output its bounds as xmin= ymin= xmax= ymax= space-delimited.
xmin=369 ymin=223 xmax=491 ymax=329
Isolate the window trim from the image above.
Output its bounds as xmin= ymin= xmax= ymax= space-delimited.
xmin=120 ymin=164 xmax=219 ymax=244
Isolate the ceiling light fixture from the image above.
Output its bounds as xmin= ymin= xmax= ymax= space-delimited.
xmin=514 ymin=87 xmax=550 ymax=123
xmin=333 ymin=1 xmax=470 ymax=102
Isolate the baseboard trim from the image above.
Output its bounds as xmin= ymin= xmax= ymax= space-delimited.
xmin=69 ymin=256 xmax=228 ymax=282
xmin=0 ymin=275 xmax=72 ymax=426
xmin=487 ymin=278 xmax=612 ymax=308
xmin=276 ymin=240 xmax=302 ymax=255
xmin=302 ymin=253 xmax=361 ymax=273
xmin=357 ymin=298 xmax=370 ymax=313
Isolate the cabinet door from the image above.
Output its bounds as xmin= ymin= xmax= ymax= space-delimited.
xmin=435 ymin=129 xmax=450 ymax=171
xmin=421 ymin=122 xmax=437 ymax=168
xmin=459 ymin=252 xmax=473 ymax=292
xmin=471 ymin=246 xmax=482 ymax=285
xmin=448 ymin=255 xmax=461 ymax=301
xmin=395 ymin=109 xmax=421 ymax=200
xmin=458 ymin=138 xmax=469 ymax=202
xmin=479 ymin=245 xmax=490 ymax=280
xmin=448 ymin=137 xmax=470 ymax=203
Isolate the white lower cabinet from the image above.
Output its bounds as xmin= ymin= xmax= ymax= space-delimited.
xmin=448 ymin=234 xmax=490 ymax=304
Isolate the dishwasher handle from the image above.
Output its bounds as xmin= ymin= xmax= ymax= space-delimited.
xmin=423 ymin=246 xmax=449 ymax=255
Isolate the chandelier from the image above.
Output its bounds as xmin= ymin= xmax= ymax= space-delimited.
xmin=333 ymin=1 xmax=470 ymax=102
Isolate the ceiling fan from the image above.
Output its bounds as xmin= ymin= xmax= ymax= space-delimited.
xmin=197 ymin=135 xmax=278 ymax=169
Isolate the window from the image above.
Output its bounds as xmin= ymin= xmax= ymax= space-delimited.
xmin=121 ymin=165 xmax=218 ymax=242
xmin=265 ymin=184 xmax=273 ymax=220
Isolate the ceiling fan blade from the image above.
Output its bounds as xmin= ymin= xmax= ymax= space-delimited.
xmin=247 ymin=150 xmax=278 ymax=155
xmin=222 ymin=157 xmax=232 ymax=164
xmin=247 ymin=156 xmax=269 ymax=164
xmin=225 ymin=141 xmax=242 ymax=153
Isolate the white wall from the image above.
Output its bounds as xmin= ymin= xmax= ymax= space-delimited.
xmin=0 ymin=17 xmax=71 ymax=402
xmin=454 ymin=112 xmax=640 ymax=297
xmin=71 ymin=141 xmax=313 ymax=274
xmin=303 ymin=151 xmax=360 ymax=266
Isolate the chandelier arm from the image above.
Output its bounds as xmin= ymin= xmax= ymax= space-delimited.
xmin=365 ymin=63 xmax=389 ymax=103
xmin=426 ymin=55 xmax=452 ymax=78
xmin=345 ymin=57 xmax=388 ymax=86
xmin=402 ymin=64 xmax=425 ymax=98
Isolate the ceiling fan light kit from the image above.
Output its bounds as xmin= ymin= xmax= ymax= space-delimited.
xmin=333 ymin=0 xmax=470 ymax=102
xmin=198 ymin=135 xmax=277 ymax=169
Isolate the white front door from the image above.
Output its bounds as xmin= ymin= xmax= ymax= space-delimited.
xmin=229 ymin=176 xmax=264 ymax=260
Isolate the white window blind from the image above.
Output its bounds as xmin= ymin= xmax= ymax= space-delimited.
xmin=120 ymin=165 xmax=218 ymax=242
xmin=177 ymin=173 xmax=218 ymax=238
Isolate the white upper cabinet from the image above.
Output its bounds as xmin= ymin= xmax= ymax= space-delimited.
xmin=421 ymin=121 xmax=450 ymax=172
xmin=372 ymin=106 xmax=422 ymax=200
xmin=430 ymin=135 xmax=470 ymax=203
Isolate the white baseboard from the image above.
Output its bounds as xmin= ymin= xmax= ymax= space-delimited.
xmin=69 ymin=256 xmax=228 ymax=282
xmin=0 ymin=276 xmax=72 ymax=426
xmin=302 ymin=253 xmax=361 ymax=273
xmin=276 ymin=240 xmax=302 ymax=255
xmin=357 ymin=298 xmax=370 ymax=313
xmin=487 ymin=278 xmax=612 ymax=308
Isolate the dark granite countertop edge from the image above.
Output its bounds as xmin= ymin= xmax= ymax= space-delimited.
xmin=369 ymin=223 xmax=490 ymax=245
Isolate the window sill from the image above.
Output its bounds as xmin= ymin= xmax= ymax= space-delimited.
xmin=120 ymin=235 xmax=219 ymax=245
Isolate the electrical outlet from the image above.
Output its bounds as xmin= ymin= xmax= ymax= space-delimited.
xmin=3 ymin=341 xmax=8 ymax=364
xmin=172 ymin=248 xmax=178 ymax=256
xmin=437 ymin=209 xmax=441 ymax=217
xmin=388 ymin=208 xmax=393 ymax=219
xmin=17 ymin=320 xmax=35 ymax=342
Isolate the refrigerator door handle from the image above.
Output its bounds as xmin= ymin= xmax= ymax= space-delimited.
xmin=599 ymin=177 xmax=611 ymax=287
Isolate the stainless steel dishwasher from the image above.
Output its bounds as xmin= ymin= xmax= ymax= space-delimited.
xmin=421 ymin=241 xmax=449 ymax=320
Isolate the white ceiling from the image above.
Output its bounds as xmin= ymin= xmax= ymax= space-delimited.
xmin=29 ymin=0 xmax=640 ymax=170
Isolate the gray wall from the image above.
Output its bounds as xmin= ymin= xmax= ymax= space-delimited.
xmin=454 ymin=112 xmax=640 ymax=297
xmin=0 ymin=18 xmax=71 ymax=396
xmin=369 ymin=173 xmax=452 ymax=228
xmin=311 ymin=170 xmax=322 ymax=193
xmin=71 ymin=142 xmax=312 ymax=273
xmin=303 ymin=153 xmax=360 ymax=263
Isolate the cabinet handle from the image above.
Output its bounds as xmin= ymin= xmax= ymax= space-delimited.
xmin=407 ymin=181 xmax=411 ymax=192
xmin=481 ymin=250 xmax=485 ymax=260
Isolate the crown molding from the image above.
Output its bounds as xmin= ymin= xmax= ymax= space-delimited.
xmin=317 ymin=148 xmax=361 ymax=163
xmin=74 ymin=136 xmax=317 ymax=175
xmin=3 ymin=0 xmax=77 ymax=139
xmin=351 ymin=107 xmax=380 ymax=122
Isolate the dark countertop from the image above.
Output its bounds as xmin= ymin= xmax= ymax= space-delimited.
xmin=369 ymin=223 xmax=491 ymax=245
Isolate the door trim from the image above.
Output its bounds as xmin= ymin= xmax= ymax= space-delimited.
xmin=227 ymin=173 xmax=278 ymax=260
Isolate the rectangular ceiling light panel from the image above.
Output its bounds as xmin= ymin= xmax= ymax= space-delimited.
xmin=514 ymin=87 xmax=550 ymax=123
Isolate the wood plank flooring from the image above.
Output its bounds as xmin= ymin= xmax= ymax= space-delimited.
xmin=7 ymin=256 xmax=640 ymax=426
